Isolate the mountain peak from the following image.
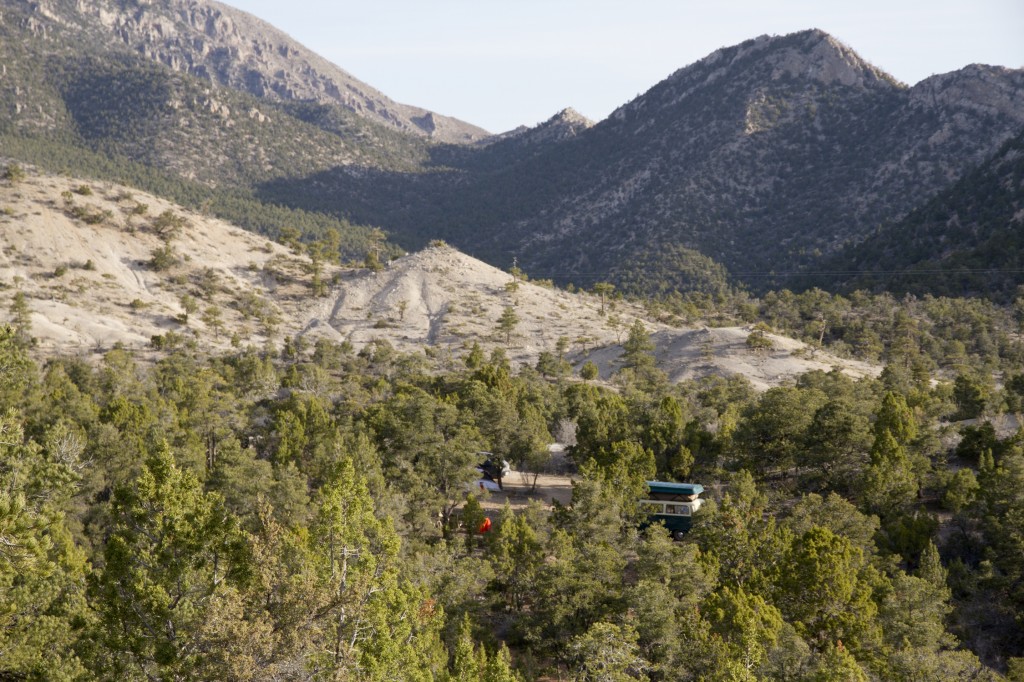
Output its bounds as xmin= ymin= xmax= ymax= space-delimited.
xmin=771 ymin=29 xmax=900 ymax=87
xmin=14 ymin=0 xmax=490 ymax=143
xmin=691 ymin=28 xmax=899 ymax=89
xmin=534 ymin=108 xmax=595 ymax=139
xmin=549 ymin=108 xmax=595 ymax=127
xmin=610 ymin=29 xmax=899 ymax=126
xmin=487 ymin=107 xmax=594 ymax=147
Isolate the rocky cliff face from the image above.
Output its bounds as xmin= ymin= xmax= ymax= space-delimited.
xmin=4 ymin=0 xmax=489 ymax=143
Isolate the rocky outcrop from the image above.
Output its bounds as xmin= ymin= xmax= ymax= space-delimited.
xmin=520 ymin=108 xmax=594 ymax=143
xmin=483 ymin=107 xmax=595 ymax=148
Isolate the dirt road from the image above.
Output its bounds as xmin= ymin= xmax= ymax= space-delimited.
xmin=472 ymin=469 xmax=575 ymax=512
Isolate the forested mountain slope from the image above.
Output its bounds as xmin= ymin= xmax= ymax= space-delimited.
xmin=270 ymin=30 xmax=1024 ymax=295
xmin=4 ymin=277 xmax=1024 ymax=679
xmin=818 ymin=126 xmax=1024 ymax=300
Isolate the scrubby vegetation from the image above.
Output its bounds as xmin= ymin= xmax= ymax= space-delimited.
xmin=1 ymin=135 xmax=397 ymax=262
xmin=639 ymin=284 xmax=1024 ymax=382
xmin=3 ymin=316 xmax=1024 ymax=680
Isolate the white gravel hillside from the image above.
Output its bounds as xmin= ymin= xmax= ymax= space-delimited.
xmin=0 ymin=165 xmax=878 ymax=388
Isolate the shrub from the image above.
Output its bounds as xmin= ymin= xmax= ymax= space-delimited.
xmin=746 ymin=329 xmax=774 ymax=351
xmin=2 ymin=163 xmax=26 ymax=183
xmin=151 ymin=209 xmax=188 ymax=241
xmin=148 ymin=244 xmax=178 ymax=271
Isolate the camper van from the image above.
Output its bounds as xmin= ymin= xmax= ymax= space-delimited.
xmin=640 ymin=481 xmax=704 ymax=539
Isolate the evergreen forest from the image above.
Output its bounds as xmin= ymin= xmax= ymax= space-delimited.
xmin=5 ymin=298 xmax=1024 ymax=680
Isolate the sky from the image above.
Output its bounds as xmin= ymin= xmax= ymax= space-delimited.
xmin=223 ymin=0 xmax=1024 ymax=134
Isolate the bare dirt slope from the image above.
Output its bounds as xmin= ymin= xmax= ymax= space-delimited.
xmin=0 ymin=165 xmax=878 ymax=388
xmin=0 ymin=167 xmax=314 ymax=358
xmin=312 ymin=245 xmax=879 ymax=388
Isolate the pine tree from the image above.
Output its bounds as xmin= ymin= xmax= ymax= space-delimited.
xmin=483 ymin=643 xmax=522 ymax=682
xmin=8 ymin=293 xmax=32 ymax=348
xmin=873 ymin=392 xmax=917 ymax=445
xmin=93 ymin=443 xmax=252 ymax=679
xmin=497 ymin=306 xmax=519 ymax=344
xmin=861 ymin=429 xmax=918 ymax=516
xmin=0 ymin=414 xmax=91 ymax=680
xmin=490 ymin=507 xmax=543 ymax=611
xmin=705 ymin=585 xmax=786 ymax=673
xmin=307 ymin=459 xmax=447 ymax=679
xmin=451 ymin=614 xmax=483 ymax=682
xmin=592 ymin=282 xmax=615 ymax=315
xmin=808 ymin=642 xmax=868 ymax=682
xmin=0 ymin=326 xmax=37 ymax=412
xmin=622 ymin=320 xmax=655 ymax=370
xmin=567 ymin=621 xmax=650 ymax=682
xmin=773 ymin=527 xmax=879 ymax=654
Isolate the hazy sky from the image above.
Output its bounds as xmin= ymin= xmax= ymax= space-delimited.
xmin=224 ymin=0 xmax=1023 ymax=133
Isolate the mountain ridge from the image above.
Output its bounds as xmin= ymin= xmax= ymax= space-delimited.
xmin=3 ymin=5 xmax=1023 ymax=299
xmin=4 ymin=0 xmax=489 ymax=143
xmin=327 ymin=28 xmax=1024 ymax=294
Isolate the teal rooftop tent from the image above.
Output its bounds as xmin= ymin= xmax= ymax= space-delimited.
xmin=645 ymin=481 xmax=704 ymax=497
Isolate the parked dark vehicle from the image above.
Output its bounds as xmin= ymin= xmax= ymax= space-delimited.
xmin=640 ymin=481 xmax=704 ymax=539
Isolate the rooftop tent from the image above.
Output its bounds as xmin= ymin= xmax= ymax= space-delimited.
xmin=645 ymin=481 xmax=704 ymax=497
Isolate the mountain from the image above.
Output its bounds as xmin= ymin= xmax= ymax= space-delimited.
xmin=268 ymin=30 xmax=1024 ymax=295
xmin=3 ymin=7 xmax=1022 ymax=300
xmin=0 ymin=0 xmax=441 ymax=183
xmin=0 ymin=0 xmax=450 ymax=253
xmin=485 ymin=108 xmax=595 ymax=148
xmin=2 ymin=0 xmax=487 ymax=143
